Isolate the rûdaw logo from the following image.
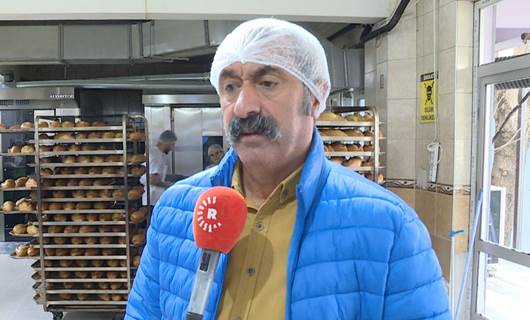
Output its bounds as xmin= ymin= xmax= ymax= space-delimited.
xmin=196 ymin=196 xmax=222 ymax=233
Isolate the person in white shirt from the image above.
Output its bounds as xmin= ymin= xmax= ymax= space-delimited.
xmin=141 ymin=130 xmax=177 ymax=205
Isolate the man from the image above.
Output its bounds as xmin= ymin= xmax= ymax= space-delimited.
xmin=206 ymin=144 xmax=225 ymax=169
xmin=127 ymin=18 xmax=450 ymax=320
xmin=140 ymin=130 xmax=177 ymax=206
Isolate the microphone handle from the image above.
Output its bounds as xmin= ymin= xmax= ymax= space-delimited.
xmin=186 ymin=249 xmax=221 ymax=319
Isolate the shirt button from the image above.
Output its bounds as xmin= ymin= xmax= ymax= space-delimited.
xmin=246 ymin=267 xmax=256 ymax=276
xmin=255 ymin=222 xmax=264 ymax=231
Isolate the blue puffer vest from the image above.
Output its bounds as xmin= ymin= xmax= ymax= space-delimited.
xmin=126 ymin=130 xmax=451 ymax=320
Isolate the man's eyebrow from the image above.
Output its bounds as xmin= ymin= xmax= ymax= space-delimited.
xmin=251 ymin=65 xmax=283 ymax=80
xmin=219 ymin=69 xmax=239 ymax=80
xmin=219 ymin=65 xmax=283 ymax=82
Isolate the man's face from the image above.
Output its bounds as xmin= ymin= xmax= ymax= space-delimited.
xmin=159 ymin=142 xmax=175 ymax=154
xmin=218 ymin=62 xmax=318 ymax=166
xmin=209 ymin=149 xmax=224 ymax=165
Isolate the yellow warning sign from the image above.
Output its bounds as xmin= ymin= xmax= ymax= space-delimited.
xmin=420 ymin=72 xmax=437 ymax=124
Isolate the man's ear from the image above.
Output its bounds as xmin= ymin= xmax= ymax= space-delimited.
xmin=311 ymin=96 xmax=320 ymax=119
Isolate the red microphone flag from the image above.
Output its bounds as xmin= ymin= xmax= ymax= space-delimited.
xmin=192 ymin=187 xmax=247 ymax=254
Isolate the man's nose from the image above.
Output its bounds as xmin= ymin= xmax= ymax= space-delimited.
xmin=233 ymin=82 xmax=261 ymax=118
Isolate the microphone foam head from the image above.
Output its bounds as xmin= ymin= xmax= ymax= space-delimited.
xmin=193 ymin=186 xmax=247 ymax=253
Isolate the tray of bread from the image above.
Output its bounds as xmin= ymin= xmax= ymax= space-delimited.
xmin=41 ymin=209 xmax=126 ymax=214
xmin=9 ymin=223 xmax=40 ymax=237
xmin=33 ymin=254 xmax=138 ymax=267
xmin=10 ymin=242 xmax=40 ymax=259
xmin=41 ymin=185 xmax=123 ymax=191
xmin=0 ymin=177 xmax=39 ymax=190
xmin=2 ymin=198 xmax=37 ymax=213
xmin=316 ymin=111 xmax=376 ymax=124
xmin=31 ymin=138 xmax=123 ymax=144
xmin=39 ymin=150 xmax=124 ymax=157
xmin=0 ymin=121 xmax=36 ymax=132
xmin=37 ymin=144 xmax=123 ymax=153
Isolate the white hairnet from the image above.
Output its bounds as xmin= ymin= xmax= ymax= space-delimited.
xmin=210 ymin=18 xmax=331 ymax=115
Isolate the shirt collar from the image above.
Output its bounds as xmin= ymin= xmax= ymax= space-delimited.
xmin=231 ymin=161 xmax=302 ymax=209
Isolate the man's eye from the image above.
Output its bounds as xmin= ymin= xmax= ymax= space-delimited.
xmin=260 ymin=81 xmax=278 ymax=89
xmin=224 ymin=84 xmax=235 ymax=92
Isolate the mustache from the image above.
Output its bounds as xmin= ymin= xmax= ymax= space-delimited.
xmin=228 ymin=114 xmax=281 ymax=144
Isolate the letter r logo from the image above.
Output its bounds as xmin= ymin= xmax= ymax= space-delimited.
xmin=207 ymin=208 xmax=218 ymax=220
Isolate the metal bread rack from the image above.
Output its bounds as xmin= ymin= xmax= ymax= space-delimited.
xmin=22 ymin=114 xmax=151 ymax=320
xmin=316 ymin=106 xmax=385 ymax=184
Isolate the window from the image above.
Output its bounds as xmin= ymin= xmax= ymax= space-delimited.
xmin=473 ymin=1 xmax=530 ymax=319
xmin=479 ymin=0 xmax=530 ymax=65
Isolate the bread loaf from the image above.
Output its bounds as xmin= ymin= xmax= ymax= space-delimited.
xmin=75 ymin=132 xmax=88 ymax=140
xmin=24 ymin=178 xmax=37 ymax=188
xmin=61 ymin=121 xmax=74 ymax=128
xmin=8 ymin=145 xmax=21 ymax=154
xmin=1 ymin=179 xmax=16 ymax=188
xmin=20 ymin=144 xmax=35 ymax=153
xmin=344 ymin=157 xmax=363 ymax=169
xmin=27 ymin=225 xmax=39 ymax=235
xmin=12 ymin=224 xmax=27 ymax=234
xmin=317 ymin=112 xmax=344 ymax=122
xmin=128 ymin=131 xmax=145 ymax=141
xmin=15 ymin=244 xmax=29 ymax=257
xmin=2 ymin=201 xmax=15 ymax=212
xmin=68 ymin=144 xmax=82 ymax=151
xmin=75 ymin=120 xmax=90 ymax=127
xmin=89 ymin=167 xmax=103 ymax=175
xmin=62 ymin=202 xmax=75 ymax=210
xmin=52 ymin=144 xmax=66 ymax=152
xmin=20 ymin=121 xmax=34 ymax=129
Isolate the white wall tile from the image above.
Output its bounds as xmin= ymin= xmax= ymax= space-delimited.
xmin=365 ymin=39 xmax=376 ymax=73
xmin=388 ymin=59 xmax=416 ymax=99
xmin=454 ymin=138 xmax=471 ymax=185
xmin=456 ymin=46 xmax=473 ymax=93
xmin=424 ymin=0 xmax=434 ymax=14
xmin=387 ymin=139 xmax=416 ymax=179
xmin=456 ymin=1 xmax=473 ymax=47
xmin=387 ymin=98 xmax=417 ymax=140
xmin=439 ymin=1 xmax=457 ymax=50
xmin=440 ymin=0 xmax=455 ymax=9
xmin=423 ymin=11 xmax=434 ymax=56
xmin=417 ymin=0 xmax=425 ymax=17
xmin=417 ymin=123 xmax=436 ymax=142
xmin=402 ymin=0 xmax=417 ymax=21
xmin=422 ymin=53 xmax=435 ymax=75
xmin=364 ymin=71 xmax=376 ymax=106
xmin=376 ymin=35 xmax=389 ymax=64
xmin=417 ymin=13 xmax=424 ymax=58
xmin=438 ymin=47 xmax=456 ymax=95
xmin=388 ymin=15 xmax=417 ymax=60
xmin=455 ymin=92 xmax=472 ymax=140
xmin=438 ymin=92 xmax=455 ymax=141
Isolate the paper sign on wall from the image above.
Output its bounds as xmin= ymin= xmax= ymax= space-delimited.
xmin=420 ymin=72 xmax=437 ymax=124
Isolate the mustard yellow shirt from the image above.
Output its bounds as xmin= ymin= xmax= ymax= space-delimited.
xmin=217 ymin=162 xmax=302 ymax=320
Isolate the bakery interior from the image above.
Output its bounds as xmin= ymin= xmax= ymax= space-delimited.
xmin=0 ymin=0 xmax=529 ymax=319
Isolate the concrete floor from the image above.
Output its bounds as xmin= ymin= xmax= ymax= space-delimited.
xmin=0 ymin=243 xmax=121 ymax=320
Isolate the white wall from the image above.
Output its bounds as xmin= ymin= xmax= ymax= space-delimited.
xmin=0 ymin=0 xmax=389 ymax=23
